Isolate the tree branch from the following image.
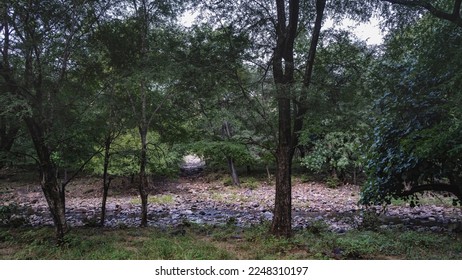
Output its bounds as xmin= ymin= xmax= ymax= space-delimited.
xmin=399 ymin=183 xmax=462 ymax=200
xmin=382 ymin=0 xmax=462 ymax=27
xmin=61 ymin=148 xmax=103 ymax=189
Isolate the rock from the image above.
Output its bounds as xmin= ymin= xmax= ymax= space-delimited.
xmin=430 ymin=226 xmax=441 ymax=232
xmin=262 ymin=212 xmax=273 ymax=220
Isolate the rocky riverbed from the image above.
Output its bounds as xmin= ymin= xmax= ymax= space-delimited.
xmin=1 ymin=174 xmax=462 ymax=233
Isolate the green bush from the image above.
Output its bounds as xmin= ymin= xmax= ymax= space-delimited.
xmin=300 ymin=132 xmax=363 ymax=181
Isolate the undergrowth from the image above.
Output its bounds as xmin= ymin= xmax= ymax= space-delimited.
xmin=1 ymin=223 xmax=461 ymax=260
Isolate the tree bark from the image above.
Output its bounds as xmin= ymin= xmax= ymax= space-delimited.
xmin=381 ymin=0 xmax=462 ymax=27
xmin=25 ymin=118 xmax=68 ymax=243
xmin=135 ymin=0 xmax=150 ymax=228
xmin=0 ymin=119 xmax=20 ymax=168
xmin=222 ymin=121 xmax=240 ymax=186
xmin=271 ymin=86 xmax=293 ymax=237
xmin=270 ymin=0 xmax=300 ymax=238
xmin=100 ymin=134 xmax=112 ymax=227
xmin=227 ymin=156 xmax=240 ymax=186
xmin=270 ymin=0 xmax=325 ymax=237
xmin=138 ymin=125 xmax=149 ymax=227
xmin=291 ymin=0 xmax=326 ymax=158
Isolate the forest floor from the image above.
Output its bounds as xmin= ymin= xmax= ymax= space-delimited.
xmin=1 ymin=168 xmax=462 ymax=259
xmin=1 ymin=167 xmax=462 ymax=233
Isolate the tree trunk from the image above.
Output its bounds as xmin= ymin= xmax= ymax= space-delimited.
xmin=100 ymin=135 xmax=112 ymax=227
xmin=0 ymin=118 xmax=20 ymax=168
xmin=25 ymin=118 xmax=68 ymax=243
xmin=270 ymin=0 xmax=299 ymax=237
xmin=271 ymin=87 xmax=293 ymax=237
xmin=266 ymin=165 xmax=271 ymax=181
xmin=291 ymin=0 xmax=326 ymax=157
xmin=227 ymin=156 xmax=240 ymax=186
xmin=41 ymin=163 xmax=68 ymax=243
xmin=222 ymin=121 xmax=240 ymax=186
xmin=138 ymin=125 xmax=149 ymax=227
xmin=136 ymin=0 xmax=150 ymax=227
xmin=270 ymin=0 xmax=325 ymax=237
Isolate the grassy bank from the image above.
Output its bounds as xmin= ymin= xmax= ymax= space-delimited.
xmin=1 ymin=223 xmax=461 ymax=260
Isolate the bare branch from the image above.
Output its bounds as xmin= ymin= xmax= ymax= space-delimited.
xmin=400 ymin=183 xmax=462 ymax=200
xmin=382 ymin=0 xmax=462 ymax=27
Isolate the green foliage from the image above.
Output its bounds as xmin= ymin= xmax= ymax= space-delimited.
xmin=297 ymin=31 xmax=374 ymax=182
xmin=87 ymin=130 xmax=182 ymax=177
xmin=187 ymin=140 xmax=257 ymax=169
xmin=0 ymin=203 xmax=28 ymax=227
xmin=241 ymin=177 xmax=260 ymax=189
xmin=361 ymin=16 xmax=462 ymax=206
xmin=301 ymin=132 xmax=362 ymax=176
xmin=325 ymin=176 xmax=341 ymax=189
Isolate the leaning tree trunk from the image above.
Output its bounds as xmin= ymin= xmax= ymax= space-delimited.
xmin=25 ymin=118 xmax=68 ymax=243
xmin=291 ymin=0 xmax=326 ymax=156
xmin=41 ymin=163 xmax=68 ymax=243
xmin=222 ymin=121 xmax=240 ymax=186
xmin=227 ymin=156 xmax=240 ymax=186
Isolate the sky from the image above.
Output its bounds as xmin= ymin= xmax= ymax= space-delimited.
xmin=180 ymin=12 xmax=384 ymax=46
xmin=327 ymin=17 xmax=384 ymax=45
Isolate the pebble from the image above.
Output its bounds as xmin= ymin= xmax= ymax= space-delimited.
xmin=2 ymin=182 xmax=462 ymax=234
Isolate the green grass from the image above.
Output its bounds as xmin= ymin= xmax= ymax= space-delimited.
xmin=1 ymin=224 xmax=461 ymax=260
xmin=130 ymin=194 xmax=175 ymax=205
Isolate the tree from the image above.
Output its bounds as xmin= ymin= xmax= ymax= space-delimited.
xmin=381 ymin=0 xmax=462 ymax=27
xmin=269 ymin=0 xmax=327 ymax=237
xmin=0 ymin=0 xmax=111 ymax=243
xmin=199 ymin=0 xmax=380 ymax=236
xmin=298 ymin=31 xmax=375 ymax=184
xmin=95 ymin=0 xmax=188 ymax=227
xmin=176 ymin=24 xmax=256 ymax=185
xmin=361 ymin=15 xmax=462 ymax=206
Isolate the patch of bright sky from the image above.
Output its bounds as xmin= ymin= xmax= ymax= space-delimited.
xmin=325 ymin=17 xmax=384 ymax=45
xmin=181 ymin=11 xmax=384 ymax=46
xmin=180 ymin=11 xmax=200 ymax=28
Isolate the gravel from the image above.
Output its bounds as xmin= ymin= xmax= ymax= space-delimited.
xmin=2 ymin=177 xmax=462 ymax=233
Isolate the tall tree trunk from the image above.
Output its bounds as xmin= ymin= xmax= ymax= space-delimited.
xmin=270 ymin=0 xmax=325 ymax=237
xmin=100 ymin=135 xmax=112 ymax=227
xmin=271 ymin=86 xmax=293 ymax=237
xmin=270 ymin=0 xmax=299 ymax=237
xmin=136 ymin=0 xmax=149 ymax=227
xmin=25 ymin=118 xmax=68 ymax=243
xmin=138 ymin=125 xmax=149 ymax=227
xmin=291 ymin=0 xmax=326 ymax=158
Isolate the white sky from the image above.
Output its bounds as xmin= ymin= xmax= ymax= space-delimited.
xmin=325 ymin=17 xmax=384 ymax=45
xmin=180 ymin=12 xmax=384 ymax=46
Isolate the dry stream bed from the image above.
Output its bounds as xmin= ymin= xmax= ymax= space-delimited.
xmin=1 ymin=174 xmax=462 ymax=233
